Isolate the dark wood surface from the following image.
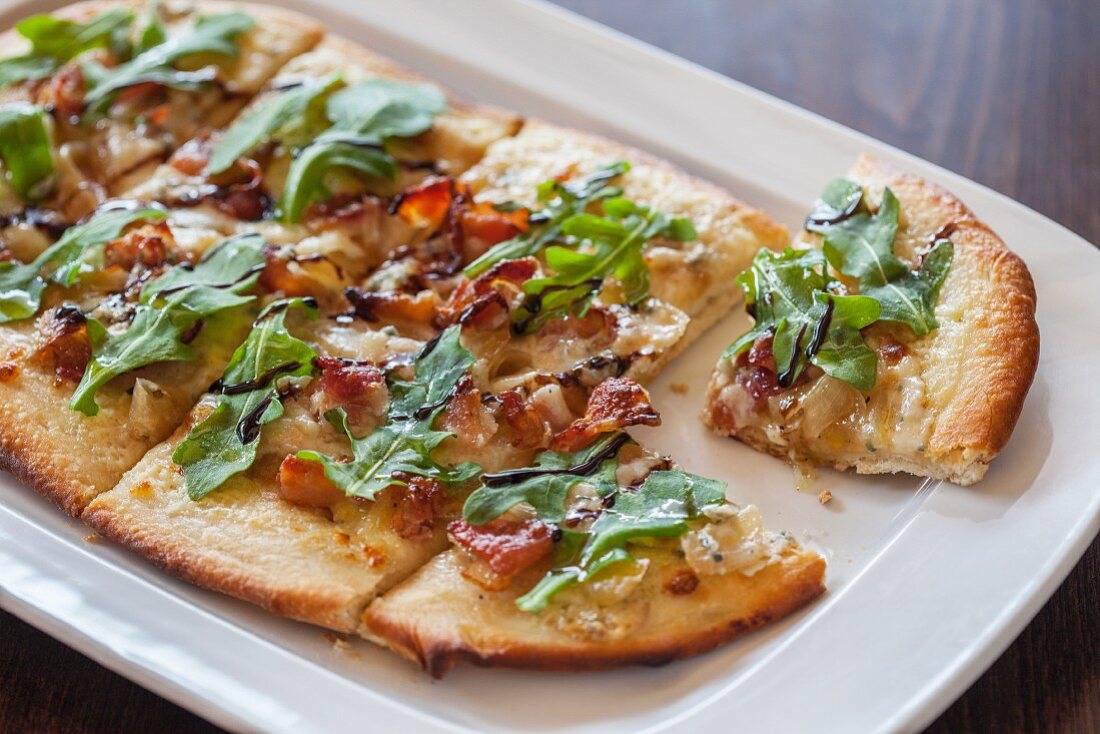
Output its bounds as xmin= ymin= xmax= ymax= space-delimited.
xmin=2 ymin=1 xmax=1097 ymax=732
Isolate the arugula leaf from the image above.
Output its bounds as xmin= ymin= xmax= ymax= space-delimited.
xmin=0 ymin=103 xmax=55 ymax=202
xmin=0 ymin=8 xmax=134 ymax=86
xmin=296 ymin=325 xmax=481 ymax=500
xmin=725 ymin=247 xmax=881 ymax=392
xmin=70 ymin=233 xmax=264 ymax=416
xmin=464 ymin=162 xmax=629 ymax=278
xmin=0 ymin=207 xmax=164 ymax=323
xmin=174 ymin=298 xmax=318 ymax=500
xmin=807 ymin=181 xmax=953 ymax=335
xmin=206 ymin=74 xmax=342 ymax=175
xmin=515 ymin=469 xmax=727 ymax=613
xmin=278 ymin=79 xmax=446 ymax=222
xmin=82 ymin=12 xmax=254 ymax=114
xmin=511 ymin=195 xmax=695 ymax=334
xmin=462 ymin=432 xmax=627 ymax=525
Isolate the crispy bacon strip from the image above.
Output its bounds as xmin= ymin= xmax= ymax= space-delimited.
xmin=277 ymin=455 xmax=344 ymax=508
xmin=449 ymin=518 xmax=553 ymax=579
xmin=31 ymin=306 xmax=92 ymax=384
xmin=389 ymin=474 xmax=444 ymax=540
xmin=550 ymin=377 xmax=661 ymax=451
xmin=395 ymin=177 xmax=453 ymax=230
xmin=436 ymin=257 xmax=537 ymax=327
xmin=103 ymin=220 xmax=173 ymax=270
xmin=313 ymin=356 xmax=388 ymax=426
xmin=345 ymin=287 xmax=439 ymax=326
xmin=459 ymin=200 xmax=529 ymax=261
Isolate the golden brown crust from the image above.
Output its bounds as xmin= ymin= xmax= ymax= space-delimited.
xmin=361 ymin=547 xmax=825 ymax=677
xmin=706 ymin=155 xmax=1039 ymax=485
xmin=850 ymin=157 xmax=1039 ymax=470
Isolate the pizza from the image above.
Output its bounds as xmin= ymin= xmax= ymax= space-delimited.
xmin=0 ymin=0 xmax=324 ymax=224
xmin=703 ymin=155 xmax=1039 ymax=485
xmin=16 ymin=0 xmax=1055 ymax=678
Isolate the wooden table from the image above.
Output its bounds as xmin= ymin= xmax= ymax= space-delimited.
xmin=2 ymin=1 xmax=1097 ymax=731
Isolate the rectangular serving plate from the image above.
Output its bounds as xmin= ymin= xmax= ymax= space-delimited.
xmin=1 ymin=0 xmax=1098 ymax=732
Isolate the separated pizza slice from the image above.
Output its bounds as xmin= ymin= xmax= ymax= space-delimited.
xmin=704 ymin=155 xmax=1039 ymax=485
xmin=125 ymin=33 xmax=521 ymax=254
xmin=0 ymin=193 xmax=377 ymax=515
xmin=0 ymin=0 xmax=323 ymax=222
xmin=361 ymin=431 xmax=825 ymax=676
xmin=82 ymin=317 xmax=666 ymax=631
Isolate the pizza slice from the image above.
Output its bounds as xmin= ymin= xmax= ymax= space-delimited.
xmin=703 ymin=155 xmax=1039 ymax=485
xmin=361 ymin=432 xmax=825 ymax=675
xmin=0 ymin=0 xmax=323 ymax=221
xmin=83 ymin=319 xmax=670 ymax=631
xmin=124 ymin=33 xmax=522 ymax=251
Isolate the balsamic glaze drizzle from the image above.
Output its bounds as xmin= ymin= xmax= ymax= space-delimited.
xmin=481 ymin=433 xmax=630 ymax=487
xmin=236 ymin=394 xmax=275 ymax=444
xmin=214 ymin=361 xmax=302 ymax=396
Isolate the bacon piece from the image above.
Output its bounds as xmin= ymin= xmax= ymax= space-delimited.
xmin=449 ymin=518 xmax=553 ymax=579
xmin=313 ymin=356 xmax=388 ymax=426
xmin=460 ymin=201 xmax=529 ymax=262
xmin=746 ymin=333 xmax=777 ymax=371
xmin=438 ymin=376 xmax=497 ymax=451
xmin=43 ymin=63 xmax=85 ymax=120
xmin=31 ymin=306 xmax=92 ymax=383
xmin=492 ymin=388 xmax=551 ymax=449
xmin=551 ymin=377 xmax=661 ymax=451
xmin=395 ymin=177 xmax=453 ymax=230
xmin=103 ymin=220 xmax=173 ymax=270
xmin=436 ymin=257 xmax=537 ymax=327
xmin=259 ymin=246 xmax=342 ymax=299
xmin=389 ymin=474 xmax=444 ymax=540
xmin=169 ymin=138 xmax=212 ymax=176
xmin=277 ymin=455 xmax=345 ymax=508
xmin=345 ymin=287 xmax=439 ymax=326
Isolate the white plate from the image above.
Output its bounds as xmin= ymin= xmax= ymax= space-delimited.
xmin=1 ymin=0 xmax=1097 ymax=732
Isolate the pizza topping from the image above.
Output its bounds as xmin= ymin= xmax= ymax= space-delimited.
xmin=464 ymin=162 xmax=629 ymax=278
xmin=345 ymin=287 xmax=439 ymax=328
xmin=459 ymin=200 xmax=529 ymax=262
xmin=279 ymin=79 xmax=446 ymax=223
xmin=206 ymin=73 xmax=342 ymax=175
xmin=312 ymin=356 xmax=388 ymax=431
xmin=807 ymin=181 xmax=953 ymax=336
xmin=680 ymin=505 xmax=792 ymax=577
xmin=389 ymin=475 xmax=444 ymax=540
xmin=31 ymin=304 xmax=92 ymax=383
xmin=394 ymin=176 xmax=453 ymax=230
xmin=0 ymin=104 xmax=56 ymax=203
xmin=277 ymin=454 xmax=344 ymax=508
xmin=102 ymin=220 xmax=173 ymax=271
xmin=436 ymin=257 xmax=537 ymax=327
xmin=550 ymin=377 xmax=660 ymax=451
xmin=41 ymin=63 xmax=85 ymax=121
xmin=70 ymin=233 xmax=265 ymax=416
xmin=449 ymin=517 xmax=553 ymax=578
xmin=0 ymin=8 xmax=132 ymax=87
xmin=0 ymin=207 xmax=166 ymax=324
xmin=511 ymin=195 xmax=696 ymax=335
xmin=174 ymin=298 xmax=317 ymax=500
xmin=295 ymin=325 xmax=482 ymax=501
xmin=515 ymin=469 xmax=726 ymax=613
xmin=81 ymin=13 xmax=256 ymax=115
xmin=663 ymin=568 xmax=699 ymax=595
xmin=724 ymin=246 xmax=881 ymax=392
